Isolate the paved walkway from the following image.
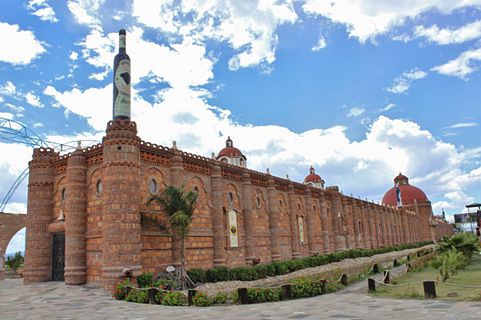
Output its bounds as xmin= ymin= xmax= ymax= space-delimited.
xmin=1 ymin=277 xmax=481 ymax=319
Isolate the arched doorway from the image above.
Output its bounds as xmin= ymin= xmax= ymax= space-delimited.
xmin=0 ymin=213 xmax=26 ymax=279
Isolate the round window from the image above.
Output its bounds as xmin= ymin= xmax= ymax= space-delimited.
xmin=255 ymin=196 xmax=261 ymax=208
xmin=96 ymin=180 xmax=102 ymax=196
xmin=149 ymin=178 xmax=158 ymax=195
xmin=61 ymin=188 xmax=67 ymax=201
xmin=228 ymin=192 xmax=234 ymax=205
xmin=192 ymin=186 xmax=199 ymax=194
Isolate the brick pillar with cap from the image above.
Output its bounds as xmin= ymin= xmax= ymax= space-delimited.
xmin=64 ymin=145 xmax=87 ymax=285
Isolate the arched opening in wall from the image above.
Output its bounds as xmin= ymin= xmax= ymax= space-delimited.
xmin=3 ymin=227 xmax=26 ymax=276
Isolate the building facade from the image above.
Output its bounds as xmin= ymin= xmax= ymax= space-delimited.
xmin=22 ymin=30 xmax=453 ymax=291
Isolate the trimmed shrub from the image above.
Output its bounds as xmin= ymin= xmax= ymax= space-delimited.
xmin=153 ymin=278 xmax=176 ymax=290
xmin=125 ymin=289 xmax=148 ymax=303
xmin=187 ymin=268 xmax=207 ymax=284
xmin=112 ymin=279 xmax=130 ymax=300
xmin=272 ymin=261 xmax=289 ymax=275
xmin=247 ymin=287 xmax=282 ymax=304
xmin=291 ymin=277 xmax=322 ymax=298
xmin=190 ymin=241 xmax=433 ymax=284
xmin=211 ymin=292 xmax=228 ymax=305
xmin=155 ymin=291 xmax=166 ymax=304
xmin=161 ymin=291 xmax=187 ymax=306
xmin=136 ymin=272 xmax=153 ymax=288
xmin=206 ymin=266 xmax=229 ymax=283
xmin=192 ymin=291 xmax=211 ymax=307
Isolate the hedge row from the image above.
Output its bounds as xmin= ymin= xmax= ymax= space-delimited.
xmin=187 ymin=241 xmax=433 ymax=284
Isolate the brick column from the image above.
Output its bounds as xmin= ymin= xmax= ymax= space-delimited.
xmin=319 ymin=192 xmax=330 ymax=254
xmin=342 ymin=197 xmax=352 ymax=249
xmin=368 ymin=204 xmax=377 ymax=248
xmin=210 ymin=165 xmax=226 ymax=266
xmin=267 ymin=177 xmax=281 ymax=261
xmin=241 ymin=172 xmax=255 ymax=264
xmin=169 ymin=149 xmax=184 ymax=267
xmin=287 ymin=183 xmax=300 ymax=259
xmin=362 ymin=207 xmax=371 ymax=249
xmin=330 ymin=192 xmax=346 ymax=251
xmin=101 ymin=120 xmax=142 ymax=291
xmin=304 ymin=187 xmax=318 ymax=255
xmin=379 ymin=208 xmax=387 ymax=246
xmin=64 ymin=147 xmax=87 ymax=285
xmin=352 ymin=200 xmax=362 ymax=249
xmin=24 ymin=148 xmax=56 ymax=284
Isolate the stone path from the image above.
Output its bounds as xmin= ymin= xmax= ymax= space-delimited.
xmin=1 ymin=276 xmax=481 ymax=319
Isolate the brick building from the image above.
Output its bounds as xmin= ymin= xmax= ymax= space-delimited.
xmin=22 ymin=30 xmax=453 ymax=291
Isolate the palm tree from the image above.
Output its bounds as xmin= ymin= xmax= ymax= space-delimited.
xmin=147 ymin=186 xmax=197 ymax=289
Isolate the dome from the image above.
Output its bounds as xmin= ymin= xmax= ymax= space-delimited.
xmin=304 ymin=166 xmax=325 ymax=188
xmin=304 ymin=166 xmax=322 ymax=183
xmin=217 ymin=137 xmax=245 ymax=158
xmin=216 ymin=137 xmax=247 ymax=167
xmin=382 ymin=172 xmax=428 ymax=206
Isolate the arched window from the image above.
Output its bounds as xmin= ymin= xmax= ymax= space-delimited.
xmin=149 ymin=178 xmax=158 ymax=195
xmin=96 ymin=180 xmax=102 ymax=197
xmin=255 ymin=196 xmax=261 ymax=209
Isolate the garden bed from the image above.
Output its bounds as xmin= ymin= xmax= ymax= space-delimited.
xmin=112 ymin=242 xmax=433 ymax=306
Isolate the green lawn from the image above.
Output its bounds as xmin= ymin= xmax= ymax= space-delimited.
xmin=371 ymin=253 xmax=481 ymax=301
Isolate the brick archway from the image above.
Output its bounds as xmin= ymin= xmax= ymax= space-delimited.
xmin=0 ymin=212 xmax=26 ymax=279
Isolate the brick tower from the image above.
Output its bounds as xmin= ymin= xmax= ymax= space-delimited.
xmin=101 ymin=120 xmax=142 ymax=290
xmin=100 ymin=29 xmax=141 ymax=290
xmin=23 ymin=148 xmax=57 ymax=284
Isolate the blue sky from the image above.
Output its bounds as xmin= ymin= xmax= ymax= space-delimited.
xmin=2 ymin=1 xmax=481 ymax=254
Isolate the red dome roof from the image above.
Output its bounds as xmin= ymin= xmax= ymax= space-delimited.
xmin=217 ymin=137 xmax=245 ymax=159
xmin=304 ymin=166 xmax=323 ymax=183
xmin=382 ymin=173 xmax=428 ymax=206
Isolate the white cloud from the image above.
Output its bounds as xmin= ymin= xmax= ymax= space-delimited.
xmin=27 ymin=0 xmax=59 ymax=23
xmin=387 ymin=68 xmax=427 ymax=93
xmin=414 ymin=20 xmax=481 ymax=45
xmin=432 ymin=48 xmax=481 ymax=79
xmin=69 ymin=51 xmax=79 ymax=61
xmin=25 ymin=92 xmax=43 ymax=108
xmin=311 ymin=36 xmax=327 ymax=51
xmin=0 ymin=112 xmax=14 ymax=120
xmin=67 ymin=0 xmax=105 ymax=30
xmin=379 ymin=103 xmax=396 ymax=112
xmin=43 ymin=84 xmax=111 ymax=130
xmin=447 ymin=122 xmax=478 ymax=129
xmin=347 ymin=107 xmax=365 ymax=117
xmin=132 ymin=0 xmax=298 ymax=70
xmin=302 ymin=0 xmax=481 ymax=43
xmin=0 ymin=22 xmax=45 ymax=65
xmin=88 ymin=70 xmax=109 ymax=81
xmin=32 ymin=122 xmax=44 ymax=128
xmin=78 ymin=27 xmax=214 ymax=88
xmin=0 ymin=81 xmax=16 ymax=96
xmin=5 ymin=103 xmax=25 ymax=113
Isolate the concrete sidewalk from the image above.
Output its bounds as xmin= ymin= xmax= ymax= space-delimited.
xmin=0 ymin=277 xmax=480 ymax=319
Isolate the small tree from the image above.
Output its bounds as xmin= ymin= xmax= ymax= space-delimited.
xmin=6 ymin=252 xmax=24 ymax=272
xmin=147 ymin=186 xmax=197 ymax=289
